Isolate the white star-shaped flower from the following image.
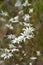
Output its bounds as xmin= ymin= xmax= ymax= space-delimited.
xmin=5 ymin=24 xmax=13 ymax=29
xmin=15 ymin=0 xmax=22 ymax=9
xmin=1 ymin=53 xmax=13 ymax=60
xmin=18 ymin=10 xmax=24 ymax=15
xmin=0 ymin=10 xmax=8 ymax=16
xmin=9 ymin=16 xmax=19 ymax=23
xmin=29 ymin=8 xmax=33 ymax=13
xmin=23 ymin=14 xmax=31 ymax=22
xmin=9 ymin=44 xmax=16 ymax=49
xmin=7 ymin=34 xmax=16 ymax=39
xmin=22 ymin=0 xmax=31 ymax=7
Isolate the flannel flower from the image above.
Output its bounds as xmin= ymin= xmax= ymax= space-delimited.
xmin=0 ymin=0 xmax=35 ymax=61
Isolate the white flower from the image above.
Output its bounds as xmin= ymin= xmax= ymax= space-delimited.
xmin=1 ymin=53 xmax=13 ymax=60
xmin=4 ymin=48 xmax=10 ymax=53
xmin=15 ymin=0 xmax=21 ymax=7
xmin=29 ymin=8 xmax=33 ymax=13
xmin=18 ymin=10 xmax=24 ymax=15
xmin=24 ymin=53 xmax=26 ymax=56
xmin=29 ymin=27 xmax=34 ymax=32
xmin=29 ymin=62 xmax=32 ymax=65
xmin=22 ymin=0 xmax=31 ymax=7
xmin=17 ymin=36 xmax=24 ymax=42
xmin=30 ymin=57 xmax=37 ymax=60
xmin=23 ymin=27 xmax=32 ymax=35
xmin=7 ymin=34 xmax=16 ymax=39
xmin=11 ymin=48 xmax=19 ymax=53
xmin=10 ymin=19 xmax=19 ymax=23
xmin=0 ymin=10 xmax=8 ymax=16
xmin=9 ymin=16 xmax=19 ymax=23
xmin=9 ymin=44 xmax=16 ymax=49
xmin=23 ymin=22 xmax=32 ymax=27
xmin=11 ymin=36 xmax=24 ymax=44
xmin=21 ymin=26 xmax=34 ymax=41
xmin=15 ymin=0 xmax=22 ymax=9
xmin=26 ymin=34 xmax=34 ymax=39
xmin=22 ymin=50 xmax=26 ymax=56
xmin=12 ymin=37 xmax=20 ymax=44
xmin=36 ymin=51 xmax=41 ymax=56
xmin=23 ymin=14 xmax=31 ymax=22
xmin=11 ymin=22 xmax=34 ymax=43
xmin=5 ymin=24 xmax=13 ymax=29
xmin=5 ymin=53 xmax=13 ymax=59
xmin=1 ymin=53 xmax=6 ymax=58
xmin=0 ymin=0 xmax=35 ymax=60
xmin=11 ymin=38 xmax=17 ymax=44
xmin=9 ymin=25 xmax=13 ymax=29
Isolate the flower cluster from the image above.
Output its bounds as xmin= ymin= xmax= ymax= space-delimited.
xmin=11 ymin=22 xmax=34 ymax=44
xmin=0 ymin=0 xmax=35 ymax=61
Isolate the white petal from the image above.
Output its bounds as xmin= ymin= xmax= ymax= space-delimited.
xmin=30 ymin=57 xmax=37 ymax=60
xmin=36 ymin=51 xmax=41 ymax=56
